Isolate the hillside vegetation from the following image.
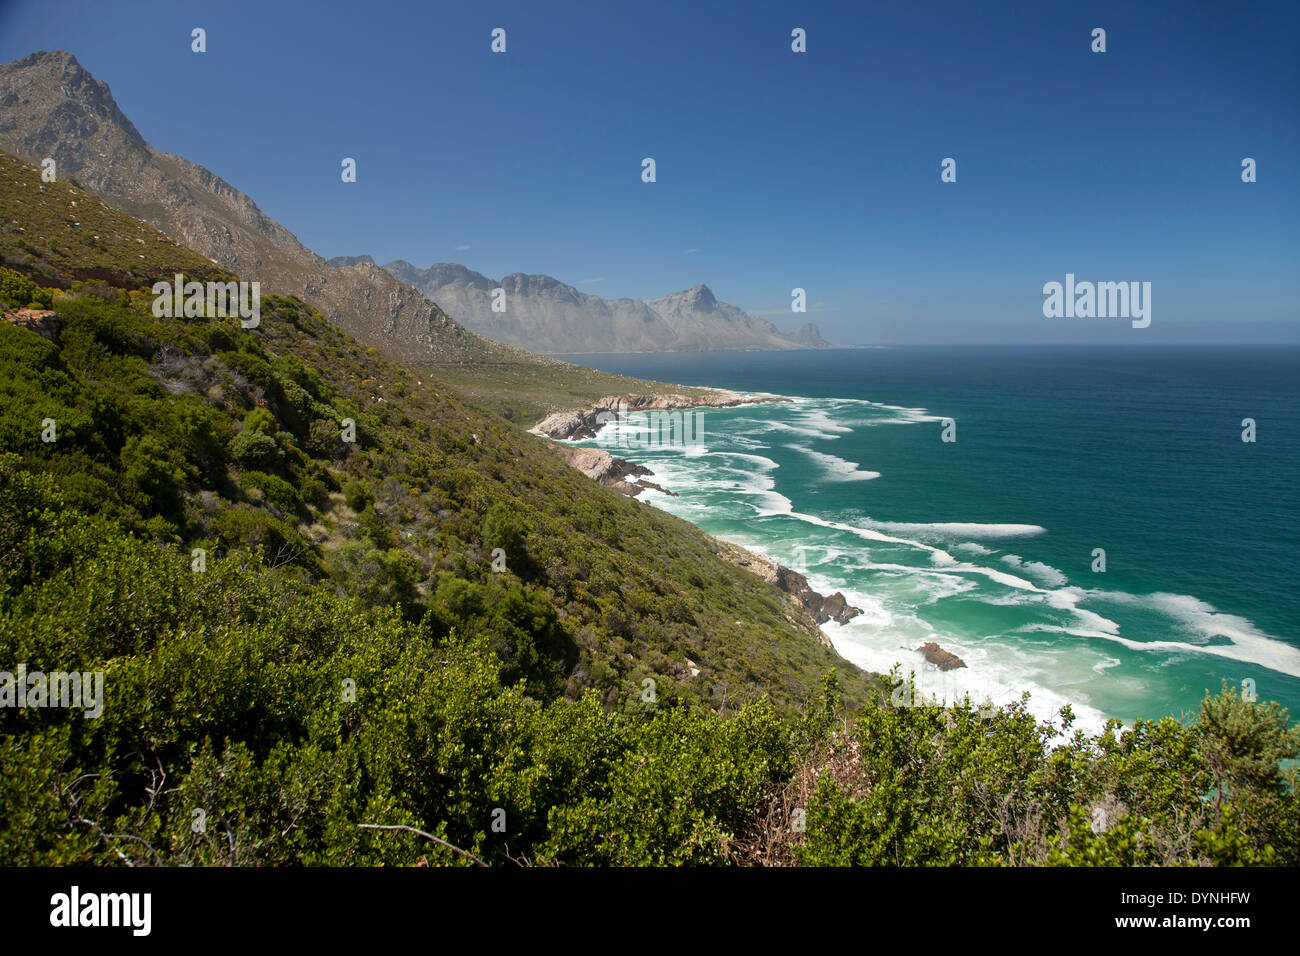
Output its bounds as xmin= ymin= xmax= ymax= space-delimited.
xmin=422 ymin=359 xmax=717 ymax=424
xmin=1 ymin=155 xmax=1297 ymax=867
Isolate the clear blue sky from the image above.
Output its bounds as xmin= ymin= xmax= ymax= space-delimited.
xmin=2 ymin=0 xmax=1297 ymax=344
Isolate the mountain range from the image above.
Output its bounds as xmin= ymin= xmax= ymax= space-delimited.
xmin=0 ymin=50 xmax=834 ymax=362
xmin=372 ymin=258 xmax=832 ymax=354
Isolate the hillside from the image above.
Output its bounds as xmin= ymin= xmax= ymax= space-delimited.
xmin=0 ymin=50 xmax=738 ymax=422
xmin=0 ymin=150 xmax=870 ymax=707
xmin=383 ymin=259 xmax=832 ymax=354
xmin=0 ymin=150 xmax=232 ymax=290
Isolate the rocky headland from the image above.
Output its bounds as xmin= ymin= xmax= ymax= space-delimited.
xmin=531 ymin=391 xmax=789 ymax=441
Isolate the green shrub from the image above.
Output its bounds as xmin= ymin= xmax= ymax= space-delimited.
xmin=229 ymin=429 xmax=282 ymax=469
xmin=300 ymin=477 xmax=329 ymax=510
xmin=212 ymin=503 xmax=313 ymax=570
xmin=0 ymin=266 xmax=37 ymax=309
xmin=342 ymin=479 xmax=373 ymax=512
xmin=239 ymin=470 xmax=302 ymax=515
xmin=120 ymin=433 xmax=189 ymax=520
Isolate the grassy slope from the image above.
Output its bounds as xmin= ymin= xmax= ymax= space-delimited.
xmin=0 ymin=150 xmax=232 ymax=288
xmin=421 ymin=359 xmax=719 ymax=424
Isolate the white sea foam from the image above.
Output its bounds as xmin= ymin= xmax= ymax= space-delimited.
xmin=1080 ymin=590 xmax=1300 ymax=678
xmin=1000 ymin=554 xmax=1070 ymax=587
xmin=823 ymin=616 xmax=1112 ymax=737
xmin=865 ymin=519 xmax=1047 ymax=539
xmin=820 ymin=397 xmax=944 ymax=425
xmin=784 ymin=444 xmax=881 ymax=481
xmin=716 ymin=452 xmax=779 ymax=471
xmin=795 ymin=406 xmax=853 ymax=435
xmin=756 ymin=419 xmax=844 ymax=441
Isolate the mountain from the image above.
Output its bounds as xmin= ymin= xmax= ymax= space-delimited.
xmin=787 ymin=322 xmax=830 ymax=347
xmin=382 ymin=259 xmax=833 ymax=353
xmin=0 ymin=51 xmax=515 ymax=365
xmin=0 ymin=51 xmax=833 ymax=361
xmin=645 ymin=283 xmax=830 ymax=352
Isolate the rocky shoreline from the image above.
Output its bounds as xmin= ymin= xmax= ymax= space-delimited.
xmin=712 ymin=540 xmax=862 ymax=649
xmin=531 ymin=390 xmax=790 ymax=441
xmin=555 ymin=445 xmax=677 ymax=498
xmin=535 ymin=390 xmax=863 ymax=648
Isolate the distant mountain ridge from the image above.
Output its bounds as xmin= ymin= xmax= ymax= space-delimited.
xmin=378 ymin=259 xmax=834 ymax=353
xmin=0 ymin=50 xmax=522 ymax=365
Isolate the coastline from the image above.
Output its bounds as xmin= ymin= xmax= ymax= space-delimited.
xmin=529 ymin=388 xmax=791 ymax=442
xmin=528 ymin=384 xmax=1107 ymax=734
xmin=530 ymin=388 xmax=885 ymax=663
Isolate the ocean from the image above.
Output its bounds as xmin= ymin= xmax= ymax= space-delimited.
xmin=554 ymin=346 xmax=1300 ymax=733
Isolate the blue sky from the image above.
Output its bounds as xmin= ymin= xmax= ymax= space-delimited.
xmin=1 ymin=0 xmax=1297 ymax=344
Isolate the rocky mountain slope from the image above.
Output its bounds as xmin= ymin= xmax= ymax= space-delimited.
xmin=0 ymin=51 xmax=516 ymax=365
xmin=382 ymin=259 xmax=832 ymax=354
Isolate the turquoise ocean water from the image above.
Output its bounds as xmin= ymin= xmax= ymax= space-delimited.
xmin=555 ymin=346 xmax=1300 ymax=733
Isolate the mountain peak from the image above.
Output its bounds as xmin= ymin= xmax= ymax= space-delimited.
xmin=397 ymin=264 xmax=834 ymax=353
xmin=786 ymin=322 xmax=830 ymax=348
xmin=14 ymin=49 xmax=83 ymax=72
xmin=0 ymin=48 xmax=149 ymax=159
xmin=684 ymin=283 xmax=716 ymax=305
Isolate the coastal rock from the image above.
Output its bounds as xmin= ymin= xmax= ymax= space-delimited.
xmin=774 ymin=566 xmax=863 ymax=625
xmin=555 ymin=445 xmax=677 ymax=498
xmin=820 ymin=591 xmax=860 ymax=626
xmin=917 ymin=642 xmax=966 ymax=671
xmin=713 ymin=544 xmax=862 ymax=638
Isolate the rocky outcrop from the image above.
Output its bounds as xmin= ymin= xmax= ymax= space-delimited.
xmin=786 ymin=322 xmax=831 ymax=348
xmin=1 ymin=307 xmax=58 ymax=340
xmin=555 ymin=446 xmax=676 ymax=497
xmin=532 ymin=391 xmax=789 ymax=441
xmin=917 ymin=642 xmax=966 ymax=671
xmin=383 ymin=259 xmax=836 ymax=354
xmin=773 ymin=566 xmax=863 ymax=625
xmin=714 ymin=542 xmax=862 ymax=636
xmin=644 ymin=283 xmax=826 ymax=353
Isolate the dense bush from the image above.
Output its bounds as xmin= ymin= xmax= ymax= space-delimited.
xmin=229 ymin=429 xmax=282 ymax=470
xmin=0 ymin=266 xmax=53 ymax=309
xmin=239 ymin=469 xmax=302 ymax=515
